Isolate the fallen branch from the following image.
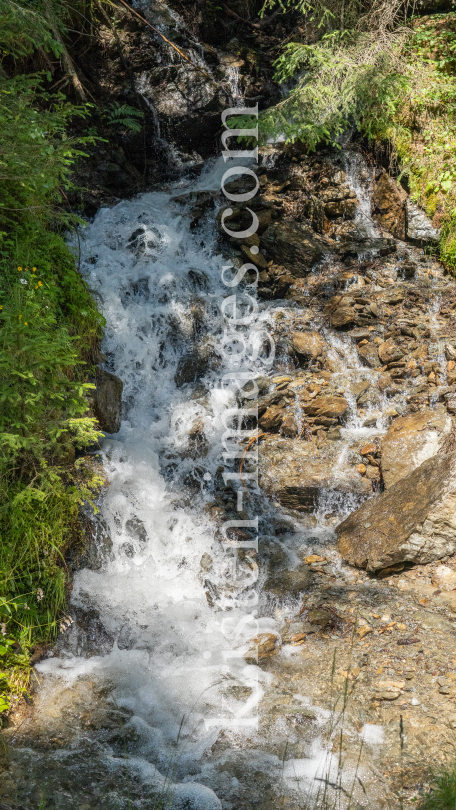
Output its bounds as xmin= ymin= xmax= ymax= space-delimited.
xmin=44 ymin=0 xmax=87 ymax=101
xmin=221 ymin=4 xmax=281 ymax=30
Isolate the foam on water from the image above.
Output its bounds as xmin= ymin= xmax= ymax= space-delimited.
xmin=36 ymin=162 xmax=283 ymax=801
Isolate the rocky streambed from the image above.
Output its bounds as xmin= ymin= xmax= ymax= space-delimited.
xmin=3 ymin=143 xmax=456 ymax=810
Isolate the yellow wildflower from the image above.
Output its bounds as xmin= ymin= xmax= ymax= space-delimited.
xmin=17 ymin=266 xmax=22 ymax=272
xmin=38 ymin=281 xmax=42 ymax=286
xmin=24 ymin=322 xmax=28 ymax=325
xmin=35 ymin=285 xmax=38 ymax=289
xmin=0 ymin=305 xmax=3 ymax=310
xmin=18 ymin=314 xmax=22 ymax=319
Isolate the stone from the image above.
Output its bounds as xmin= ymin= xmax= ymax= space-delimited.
xmin=280 ymin=412 xmax=300 ymax=438
xmin=302 ymin=395 xmax=349 ymax=420
xmin=175 ymin=340 xmax=219 ymax=387
xmin=94 ymin=368 xmax=123 ymax=434
xmin=372 ymin=171 xmax=407 ymax=239
xmin=291 ymin=330 xmax=325 ymax=360
xmin=241 ymin=244 xmax=268 ymax=268
xmin=308 ymin=608 xmax=331 ymax=627
xmin=406 ymin=200 xmax=440 ymax=246
xmin=337 ymin=453 xmax=456 ymax=572
xmin=324 ymin=296 xmax=356 ymax=328
xmin=431 ymin=564 xmax=456 ymax=591
xmin=378 ymin=338 xmax=404 ymax=365
xmin=265 ymin=565 xmax=313 ymax=595
xmin=259 ymin=435 xmax=372 ymax=512
xmin=324 ymin=199 xmax=357 ymax=219
xmin=357 ymin=342 xmax=382 ymax=368
xmin=261 ymin=221 xmax=330 ymax=276
xmin=245 ymin=633 xmax=281 ymax=663
xmin=380 ymin=406 xmax=451 ymax=488
xmin=259 ymin=403 xmax=287 ymax=432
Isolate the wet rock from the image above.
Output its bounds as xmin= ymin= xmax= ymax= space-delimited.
xmin=175 ymin=340 xmax=219 ymax=387
xmin=280 ymin=412 xmax=300 ymax=438
xmin=377 ymin=339 xmax=404 ymax=365
xmin=261 ymin=221 xmax=330 ymax=276
xmin=259 ymin=403 xmax=287 ymax=432
xmin=336 ymin=237 xmax=396 ymax=259
xmin=302 ymin=395 xmax=348 ymax=420
xmin=265 ymin=566 xmax=313 ymax=595
xmin=259 ymin=435 xmax=372 ymax=512
xmin=406 ymin=200 xmax=440 ymax=246
xmin=381 ymin=407 xmax=451 ymax=488
xmin=325 ymin=199 xmax=357 ymax=219
xmin=290 ymin=330 xmax=326 ymax=360
xmin=324 ymin=295 xmax=356 ymax=328
xmin=337 ymin=453 xmax=456 ymax=571
xmin=304 ymin=195 xmax=326 ymax=233
xmin=372 ymin=171 xmax=407 ymax=239
xmin=357 ymin=342 xmax=382 ymax=368
xmin=308 ymin=608 xmax=331 ymax=627
xmin=94 ymin=368 xmax=123 ymax=434
xmin=241 ymin=244 xmax=269 ymax=268
xmin=188 ymin=418 xmax=209 ymax=458
xmin=245 ymin=633 xmax=281 ymax=663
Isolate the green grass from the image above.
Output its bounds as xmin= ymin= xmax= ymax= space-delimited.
xmin=419 ymin=765 xmax=456 ymax=810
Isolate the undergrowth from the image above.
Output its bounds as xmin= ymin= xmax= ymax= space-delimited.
xmin=231 ymin=2 xmax=456 ymax=272
xmin=0 ymin=1 xmax=106 ymax=716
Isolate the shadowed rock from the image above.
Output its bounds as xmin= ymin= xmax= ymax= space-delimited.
xmin=94 ymin=368 xmax=123 ymax=434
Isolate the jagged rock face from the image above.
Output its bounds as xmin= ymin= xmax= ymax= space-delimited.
xmin=94 ymin=368 xmax=123 ymax=434
xmin=372 ymin=171 xmax=407 ymax=240
xmin=380 ymin=406 xmax=452 ymax=488
xmin=258 ymin=435 xmax=372 ymax=512
xmin=337 ymin=453 xmax=456 ymax=571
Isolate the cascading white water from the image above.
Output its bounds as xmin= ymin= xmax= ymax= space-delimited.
xmin=342 ymin=150 xmax=378 ymax=239
xmin=36 ymin=159 xmax=284 ymax=807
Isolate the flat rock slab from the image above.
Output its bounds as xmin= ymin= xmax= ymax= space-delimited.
xmin=337 ymin=453 xmax=456 ymax=571
xmin=381 ymin=406 xmax=451 ymax=488
xmin=258 ymin=435 xmax=372 ymax=512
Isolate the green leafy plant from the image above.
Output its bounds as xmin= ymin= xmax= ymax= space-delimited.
xmin=102 ymin=102 xmax=144 ymax=133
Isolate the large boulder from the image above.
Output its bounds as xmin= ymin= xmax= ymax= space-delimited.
xmin=94 ymin=368 xmax=123 ymax=434
xmin=261 ymin=221 xmax=330 ymax=276
xmin=259 ymin=435 xmax=372 ymax=512
xmin=381 ymin=406 xmax=452 ymax=488
xmin=337 ymin=453 xmax=456 ymax=571
xmin=372 ymin=171 xmax=407 ymax=240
